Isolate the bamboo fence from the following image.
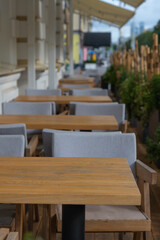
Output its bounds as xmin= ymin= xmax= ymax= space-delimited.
xmin=112 ymin=33 xmax=160 ymax=79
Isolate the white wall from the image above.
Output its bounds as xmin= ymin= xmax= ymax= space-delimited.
xmin=0 ymin=0 xmax=17 ymax=68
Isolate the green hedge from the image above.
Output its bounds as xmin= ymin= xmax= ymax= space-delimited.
xmin=102 ymin=65 xmax=160 ymax=126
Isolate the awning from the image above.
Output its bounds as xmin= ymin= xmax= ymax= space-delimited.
xmin=74 ymin=0 xmax=135 ymax=27
xmin=121 ymin=0 xmax=145 ymax=8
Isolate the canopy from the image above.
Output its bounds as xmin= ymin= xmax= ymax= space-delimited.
xmin=74 ymin=0 xmax=135 ymax=27
xmin=121 ymin=0 xmax=145 ymax=8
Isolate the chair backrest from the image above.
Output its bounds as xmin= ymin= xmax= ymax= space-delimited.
xmin=2 ymin=102 xmax=56 ymax=115
xmin=0 ymin=123 xmax=27 ymax=147
xmin=43 ymin=129 xmax=122 ymax=159
xmin=61 ymin=84 xmax=90 ymax=88
xmin=69 ymin=102 xmax=118 ymax=115
xmin=0 ymin=135 xmax=25 ymax=157
xmin=25 ymin=89 xmax=61 ymax=96
xmin=73 ymin=102 xmax=125 ymax=126
xmin=43 ymin=130 xmax=136 ymax=178
xmin=69 ymin=88 xmax=108 ymax=96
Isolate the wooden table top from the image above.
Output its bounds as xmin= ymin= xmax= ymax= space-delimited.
xmin=14 ymin=95 xmax=112 ymax=104
xmin=59 ymin=77 xmax=95 ymax=84
xmin=0 ymin=157 xmax=141 ymax=205
xmin=0 ymin=115 xmax=118 ymax=130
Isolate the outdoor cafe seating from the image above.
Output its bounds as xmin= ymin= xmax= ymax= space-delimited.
xmin=0 ymin=83 xmax=157 ymax=240
xmin=42 ymin=130 xmax=155 ymax=239
xmin=0 ymin=0 xmax=159 ymax=239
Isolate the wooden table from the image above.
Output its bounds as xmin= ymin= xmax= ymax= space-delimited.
xmin=58 ymin=77 xmax=95 ymax=90
xmin=0 ymin=157 xmax=140 ymax=240
xmin=59 ymin=77 xmax=95 ymax=84
xmin=0 ymin=115 xmax=118 ymax=130
xmin=0 ymin=157 xmax=140 ymax=205
xmin=14 ymin=95 xmax=112 ymax=104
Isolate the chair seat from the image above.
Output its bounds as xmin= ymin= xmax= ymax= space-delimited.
xmin=0 ymin=204 xmax=16 ymax=228
xmin=56 ymin=204 xmax=151 ymax=232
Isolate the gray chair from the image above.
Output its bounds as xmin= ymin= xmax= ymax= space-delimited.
xmin=25 ymin=89 xmax=61 ymax=96
xmin=0 ymin=135 xmax=25 ymax=232
xmin=2 ymin=102 xmax=55 ymax=115
xmin=70 ymin=102 xmax=127 ymax=132
xmin=25 ymin=89 xmax=61 ymax=113
xmin=69 ymin=88 xmax=108 ymax=96
xmin=69 ymin=102 xmax=118 ymax=115
xmin=2 ymin=101 xmax=55 ymax=136
xmin=0 ymin=124 xmax=39 ymax=227
xmin=0 ymin=124 xmax=38 ymax=157
xmin=43 ymin=129 xmax=122 ymax=158
xmin=0 ymin=135 xmax=24 ymax=157
xmin=43 ymin=130 xmax=156 ymax=239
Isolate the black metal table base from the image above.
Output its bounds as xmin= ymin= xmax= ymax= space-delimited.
xmin=62 ymin=205 xmax=85 ymax=240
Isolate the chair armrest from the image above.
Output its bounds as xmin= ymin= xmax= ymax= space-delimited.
xmin=58 ymin=110 xmax=69 ymax=115
xmin=136 ymin=160 xmax=157 ymax=185
xmin=26 ymin=135 xmax=39 ymax=157
xmin=121 ymin=120 xmax=128 ymax=133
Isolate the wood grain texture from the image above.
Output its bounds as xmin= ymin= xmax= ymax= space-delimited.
xmin=0 ymin=157 xmax=140 ymax=205
xmin=26 ymin=135 xmax=39 ymax=157
xmin=59 ymin=77 xmax=95 ymax=84
xmin=136 ymin=160 xmax=157 ymax=185
xmin=0 ymin=228 xmax=9 ymax=240
xmin=14 ymin=95 xmax=112 ymax=104
xmin=0 ymin=229 xmax=18 ymax=240
xmin=0 ymin=115 xmax=118 ymax=130
xmin=57 ymin=218 xmax=150 ymax=232
xmin=6 ymin=232 xmax=18 ymax=240
xmin=15 ymin=204 xmax=24 ymax=240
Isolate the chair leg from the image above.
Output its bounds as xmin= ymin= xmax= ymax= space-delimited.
xmin=92 ymin=233 xmax=95 ymax=240
xmin=49 ymin=213 xmax=56 ymax=240
xmin=119 ymin=232 xmax=124 ymax=240
xmin=28 ymin=205 xmax=33 ymax=232
xmin=144 ymin=231 xmax=152 ymax=240
xmin=133 ymin=232 xmax=143 ymax=240
xmin=23 ymin=206 xmax=27 ymax=234
xmin=34 ymin=204 xmax=39 ymax=222
xmin=41 ymin=204 xmax=49 ymax=239
xmin=16 ymin=204 xmax=24 ymax=240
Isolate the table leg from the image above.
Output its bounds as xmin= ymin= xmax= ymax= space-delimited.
xmin=62 ymin=205 xmax=85 ymax=240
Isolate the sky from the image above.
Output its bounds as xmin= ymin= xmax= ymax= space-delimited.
xmin=91 ymin=0 xmax=160 ymax=43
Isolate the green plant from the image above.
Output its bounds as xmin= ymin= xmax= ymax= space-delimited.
xmin=149 ymin=75 xmax=160 ymax=110
xmin=146 ymin=125 xmax=160 ymax=166
xmin=134 ymin=74 xmax=160 ymax=126
xmin=132 ymin=74 xmax=152 ymax=126
xmin=23 ymin=233 xmax=43 ymax=240
xmin=115 ymin=65 xmax=129 ymax=92
xmin=119 ymin=71 xmax=142 ymax=120
xmin=101 ymin=64 xmax=128 ymax=93
xmin=101 ymin=64 xmax=117 ymax=90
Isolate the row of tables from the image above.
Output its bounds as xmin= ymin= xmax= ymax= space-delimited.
xmin=0 ymin=93 xmax=141 ymax=240
xmin=0 ymin=95 xmax=117 ymax=131
xmin=14 ymin=95 xmax=112 ymax=104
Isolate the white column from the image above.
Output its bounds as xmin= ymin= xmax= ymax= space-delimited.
xmin=59 ymin=0 xmax=64 ymax=62
xmin=48 ymin=0 xmax=57 ymax=89
xmin=69 ymin=0 xmax=74 ymax=76
xmin=27 ymin=0 xmax=36 ymax=89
